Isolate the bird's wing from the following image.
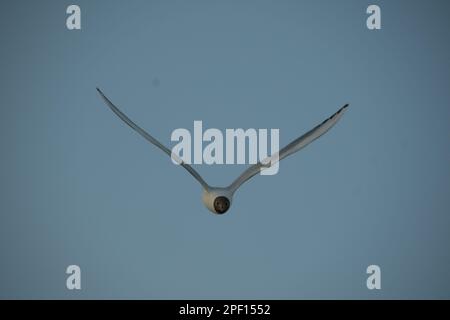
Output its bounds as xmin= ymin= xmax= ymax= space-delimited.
xmin=227 ymin=104 xmax=349 ymax=193
xmin=96 ymin=88 xmax=210 ymax=190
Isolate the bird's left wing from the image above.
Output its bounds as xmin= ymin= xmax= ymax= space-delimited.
xmin=227 ymin=104 xmax=349 ymax=193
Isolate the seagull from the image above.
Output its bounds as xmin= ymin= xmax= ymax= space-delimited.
xmin=96 ymin=88 xmax=348 ymax=214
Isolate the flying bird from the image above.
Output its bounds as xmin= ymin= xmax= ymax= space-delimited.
xmin=96 ymin=88 xmax=348 ymax=214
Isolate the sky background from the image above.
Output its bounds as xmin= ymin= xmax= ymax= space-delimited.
xmin=0 ymin=0 xmax=449 ymax=299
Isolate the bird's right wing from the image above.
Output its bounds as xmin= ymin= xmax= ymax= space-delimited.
xmin=96 ymin=88 xmax=210 ymax=191
xmin=227 ymin=104 xmax=349 ymax=193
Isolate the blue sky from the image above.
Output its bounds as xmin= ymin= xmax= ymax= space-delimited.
xmin=0 ymin=0 xmax=449 ymax=298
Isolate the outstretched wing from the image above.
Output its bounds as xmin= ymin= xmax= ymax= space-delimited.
xmin=228 ymin=104 xmax=349 ymax=193
xmin=96 ymin=88 xmax=210 ymax=190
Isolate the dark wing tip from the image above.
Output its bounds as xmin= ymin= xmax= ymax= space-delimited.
xmin=321 ymin=103 xmax=349 ymax=124
xmin=96 ymin=88 xmax=110 ymax=103
xmin=337 ymin=103 xmax=349 ymax=114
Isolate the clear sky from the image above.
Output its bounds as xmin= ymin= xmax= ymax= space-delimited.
xmin=0 ymin=0 xmax=449 ymax=298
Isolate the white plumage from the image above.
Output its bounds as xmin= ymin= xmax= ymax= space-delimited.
xmin=97 ymin=88 xmax=348 ymax=214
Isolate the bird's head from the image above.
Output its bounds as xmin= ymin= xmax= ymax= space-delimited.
xmin=202 ymin=188 xmax=233 ymax=215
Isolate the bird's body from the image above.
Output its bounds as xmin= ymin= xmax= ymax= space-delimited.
xmin=96 ymin=87 xmax=348 ymax=215
xmin=202 ymin=187 xmax=233 ymax=214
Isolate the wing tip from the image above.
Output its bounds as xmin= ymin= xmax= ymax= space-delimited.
xmin=321 ymin=103 xmax=349 ymax=124
xmin=338 ymin=103 xmax=349 ymax=113
xmin=96 ymin=87 xmax=112 ymax=105
xmin=334 ymin=103 xmax=349 ymax=117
